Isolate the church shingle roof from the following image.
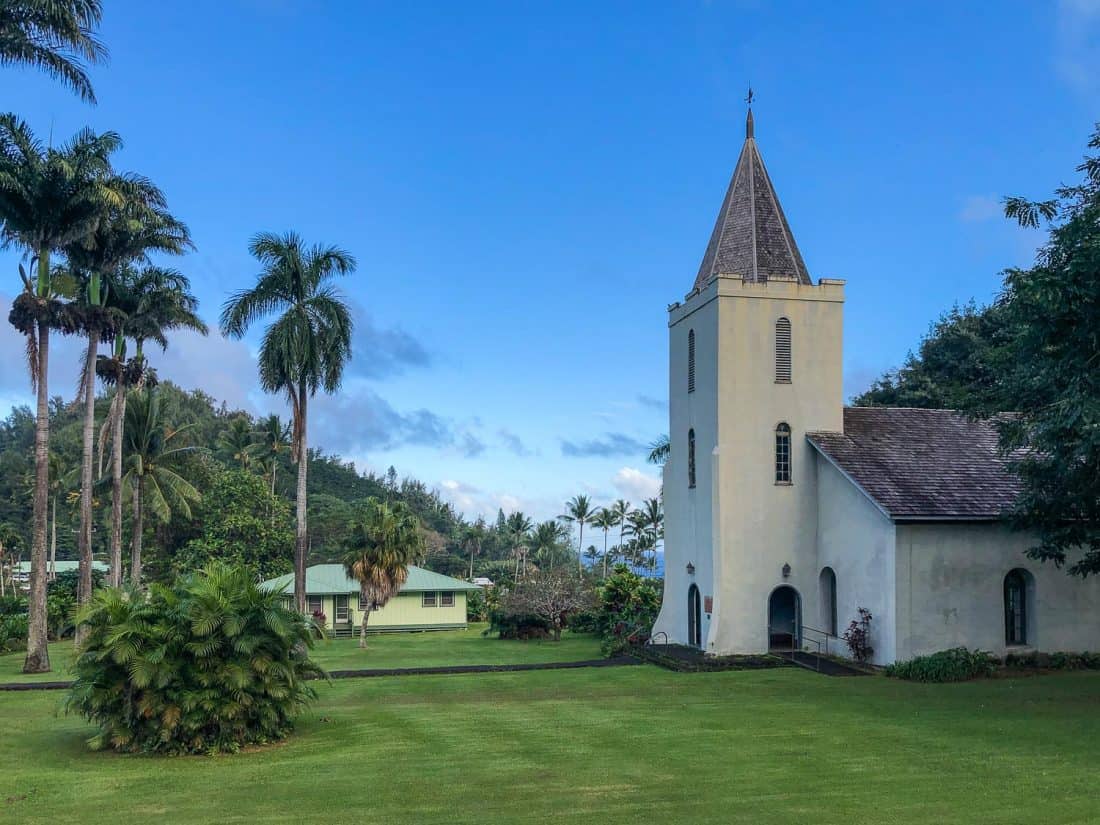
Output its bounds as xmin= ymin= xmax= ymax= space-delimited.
xmin=806 ymin=408 xmax=1022 ymax=520
xmin=693 ymin=109 xmax=812 ymax=291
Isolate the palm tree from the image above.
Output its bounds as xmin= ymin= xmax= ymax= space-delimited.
xmin=255 ymin=413 xmax=290 ymax=497
xmin=343 ymin=498 xmax=422 ymax=649
xmin=609 ymin=499 xmax=631 ymax=563
xmin=68 ymin=174 xmax=191 ymax=597
xmin=0 ymin=0 xmax=108 ymax=103
xmin=122 ymin=387 xmax=200 ymax=583
xmin=461 ymin=519 xmax=485 ymax=580
xmin=221 ymin=232 xmax=355 ymax=614
xmin=591 ymin=507 xmax=616 ymax=577
xmin=561 ymin=494 xmax=597 ymax=573
xmin=99 ymin=265 xmax=204 ymax=586
xmin=647 ymin=434 xmax=670 ymax=466
xmin=217 ymin=416 xmax=258 ymax=470
xmin=529 ymin=520 xmax=566 ymax=571
xmin=505 ymin=511 xmax=532 ymax=582
xmin=0 ymin=115 xmax=119 ymax=673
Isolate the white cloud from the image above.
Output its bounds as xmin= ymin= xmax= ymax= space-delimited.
xmin=612 ymin=466 xmax=661 ymax=501
xmin=958 ymin=194 xmax=1000 ymax=224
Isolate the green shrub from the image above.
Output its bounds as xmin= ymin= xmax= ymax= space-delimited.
xmin=0 ymin=612 xmax=27 ymax=653
xmin=597 ymin=565 xmax=662 ymax=656
xmin=885 ymin=647 xmax=997 ymax=682
xmin=66 ymin=563 xmax=325 ymax=755
xmin=1005 ymin=651 xmax=1100 ymax=670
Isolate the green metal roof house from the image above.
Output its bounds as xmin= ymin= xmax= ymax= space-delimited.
xmin=260 ymin=564 xmax=480 ymax=635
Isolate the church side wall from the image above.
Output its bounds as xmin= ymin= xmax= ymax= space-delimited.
xmin=814 ymin=455 xmax=897 ymax=665
xmin=895 ymin=523 xmax=1100 ymax=660
xmin=652 ymin=292 xmax=718 ymax=647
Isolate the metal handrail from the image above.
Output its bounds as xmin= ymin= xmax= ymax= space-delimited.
xmin=647 ymin=631 xmax=669 ymax=646
xmin=800 ymin=624 xmax=841 ymax=657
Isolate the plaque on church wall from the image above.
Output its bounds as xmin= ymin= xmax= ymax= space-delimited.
xmin=704 ymin=596 xmax=713 ymax=613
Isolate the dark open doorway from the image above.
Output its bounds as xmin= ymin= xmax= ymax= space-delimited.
xmin=768 ymin=585 xmax=801 ymax=649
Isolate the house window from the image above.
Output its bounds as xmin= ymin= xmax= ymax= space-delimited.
xmin=688 ymin=428 xmax=696 ymax=489
xmin=820 ymin=567 xmax=837 ymax=636
xmin=422 ymin=591 xmax=437 ymax=607
xmin=440 ymin=591 xmax=455 ymax=607
xmin=775 ymin=423 xmax=792 ymax=484
xmin=1005 ymin=569 xmax=1031 ymax=646
xmin=688 ymin=329 xmax=696 ymax=393
xmin=334 ymin=595 xmax=349 ymax=623
xmin=358 ymin=593 xmax=373 ymax=611
xmin=775 ymin=318 xmax=792 ymax=383
xmin=307 ymin=595 xmax=323 ymax=616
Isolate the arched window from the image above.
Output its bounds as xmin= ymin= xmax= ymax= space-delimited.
xmin=1004 ymin=569 xmax=1032 ymax=646
xmin=819 ymin=567 xmax=837 ymax=636
xmin=775 ymin=423 xmax=791 ymax=484
xmin=775 ymin=317 xmax=792 ymax=383
xmin=687 ymin=329 xmax=696 ymax=393
xmin=687 ymin=584 xmax=702 ymax=648
xmin=687 ymin=428 xmax=696 ymax=489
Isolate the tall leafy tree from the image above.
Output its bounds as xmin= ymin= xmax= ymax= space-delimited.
xmin=122 ymin=387 xmax=200 ymax=582
xmin=216 ymin=416 xmax=258 ymax=470
xmin=591 ymin=507 xmax=616 ymax=577
xmin=342 ymin=498 xmax=422 ymax=648
xmin=0 ymin=0 xmax=107 ymax=103
xmin=0 ymin=115 xmax=119 ymax=673
xmin=220 ymin=232 xmax=355 ymax=613
xmin=255 ymin=413 xmax=290 ymax=497
xmin=561 ymin=494 xmax=597 ymax=573
xmin=461 ymin=518 xmax=486 ymax=580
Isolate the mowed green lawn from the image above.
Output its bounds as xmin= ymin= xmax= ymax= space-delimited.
xmin=2 ymin=665 xmax=1098 ymax=824
xmin=0 ymin=624 xmax=601 ymax=683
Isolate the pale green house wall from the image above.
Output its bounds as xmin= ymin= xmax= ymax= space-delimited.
xmin=298 ymin=591 xmax=469 ymax=633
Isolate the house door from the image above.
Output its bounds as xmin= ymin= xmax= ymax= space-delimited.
xmin=687 ymin=584 xmax=702 ymax=648
xmin=768 ymin=586 xmax=801 ymax=649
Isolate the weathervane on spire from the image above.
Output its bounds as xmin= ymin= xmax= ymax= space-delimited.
xmin=745 ymin=86 xmax=755 ymax=138
xmin=745 ymin=87 xmax=754 ymax=107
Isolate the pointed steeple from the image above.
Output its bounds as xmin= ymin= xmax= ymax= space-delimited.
xmin=693 ymin=108 xmax=811 ymax=290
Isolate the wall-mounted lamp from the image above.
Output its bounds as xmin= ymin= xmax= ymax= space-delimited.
xmin=781 ymin=563 xmax=791 ymax=579
xmin=686 ymin=562 xmax=695 ymax=576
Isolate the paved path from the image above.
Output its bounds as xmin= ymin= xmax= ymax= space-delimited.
xmin=0 ymin=656 xmax=641 ymax=692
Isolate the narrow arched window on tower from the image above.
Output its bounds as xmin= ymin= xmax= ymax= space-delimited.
xmin=687 ymin=428 xmax=696 ymax=489
xmin=687 ymin=329 xmax=696 ymax=393
xmin=775 ymin=423 xmax=791 ymax=484
xmin=775 ymin=317 xmax=792 ymax=383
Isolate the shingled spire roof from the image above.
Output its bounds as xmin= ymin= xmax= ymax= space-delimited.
xmin=693 ymin=109 xmax=812 ymax=290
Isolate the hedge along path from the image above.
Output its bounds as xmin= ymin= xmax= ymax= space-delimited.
xmin=0 ymin=655 xmax=642 ymax=691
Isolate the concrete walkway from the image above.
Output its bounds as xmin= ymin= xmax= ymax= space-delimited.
xmin=0 ymin=655 xmax=641 ymax=692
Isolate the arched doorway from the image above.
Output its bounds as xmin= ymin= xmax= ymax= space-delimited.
xmin=768 ymin=586 xmax=801 ymax=650
xmin=687 ymin=584 xmax=702 ymax=648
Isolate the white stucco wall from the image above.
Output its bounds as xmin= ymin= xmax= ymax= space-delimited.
xmin=814 ymin=454 xmax=897 ymax=664
xmin=895 ymin=523 xmax=1100 ymax=660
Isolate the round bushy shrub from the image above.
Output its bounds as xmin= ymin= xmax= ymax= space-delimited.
xmin=885 ymin=647 xmax=998 ymax=682
xmin=66 ymin=564 xmax=325 ymax=754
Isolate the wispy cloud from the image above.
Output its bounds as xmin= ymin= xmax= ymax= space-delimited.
xmin=348 ymin=303 xmax=432 ymax=379
xmin=561 ymin=432 xmax=648 ymax=458
xmin=637 ymin=394 xmax=667 ymax=412
xmin=611 ymin=467 xmax=661 ymax=501
xmin=498 ymin=428 xmax=533 ymax=456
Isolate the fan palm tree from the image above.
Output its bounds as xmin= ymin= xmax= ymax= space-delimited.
xmin=220 ymin=232 xmax=355 ymax=613
xmin=68 ymin=174 xmax=191 ymax=596
xmin=0 ymin=115 xmax=120 ymax=673
xmin=0 ymin=0 xmax=108 ymax=103
xmin=343 ymin=498 xmax=422 ymax=648
xmin=561 ymin=494 xmax=597 ymax=573
xmin=591 ymin=507 xmax=616 ymax=577
xmin=98 ymin=265 xmax=204 ymax=587
xmin=122 ymin=387 xmax=200 ymax=583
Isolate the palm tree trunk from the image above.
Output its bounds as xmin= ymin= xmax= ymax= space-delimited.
xmin=110 ymin=387 xmax=126 ymax=587
xmin=359 ymin=608 xmax=370 ymax=649
xmin=294 ymin=386 xmax=308 ymax=614
xmin=578 ymin=522 xmax=584 ymax=573
xmin=602 ymin=529 xmax=609 ymax=577
xmin=49 ymin=494 xmax=57 ymax=582
xmin=130 ymin=476 xmax=144 ymax=584
xmin=77 ymin=329 xmax=98 ymax=629
xmin=23 ymin=318 xmax=51 ymax=673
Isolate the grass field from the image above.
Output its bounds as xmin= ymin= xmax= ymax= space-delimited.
xmin=2 ymin=664 xmax=1098 ymax=823
xmin=0 ymin=624 xmax=601 ymax=683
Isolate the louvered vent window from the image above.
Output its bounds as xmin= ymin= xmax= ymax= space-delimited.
xmin=775 ymin=318 xmax=792 ymax=383
xmin=775 ymin=423 xmax=792 ymax=484
xmin=688 ymin=329 xmax=696 ymax=393
xmin=688 ymin=428 xmax=696 ymax=489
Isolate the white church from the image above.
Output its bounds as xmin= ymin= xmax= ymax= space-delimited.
xmin=651 ymin=110 xmax=1100 ymax=665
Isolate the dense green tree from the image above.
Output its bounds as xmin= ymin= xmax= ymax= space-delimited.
xmin=0 ymin=0 xmax=107 ymax=103
xmin=342 ymin=498 xmax=422 ymax=648
xmin=221 ymin=232 xmax=355 ymax=613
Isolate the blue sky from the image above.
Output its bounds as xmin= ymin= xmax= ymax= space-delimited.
xmin=1 ymin=1 xmax=1098 ymax=522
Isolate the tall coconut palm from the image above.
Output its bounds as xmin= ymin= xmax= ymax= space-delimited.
xmin=68 ymin=174 xmax=191 ymax=597
xmin=217 ymin=416 xmax=258 ymax=470
xmin=0 ymin=115 xmax=119 ymax=673
xmin=505 ymin=511 xmax=532 ymax=583
xmin=529 ymin=519 xmax=567 ymax=571
xmin=591 ymin=507 xmax=616 ymax=577
xmin=609 ymin=499 xmax=631 ymax=567
xmin=220 ymin=232 xmax=355 ymax=614
xmin=122 ymin=387 xmax=200 ymax=583
xmin=0 ymin=0 xmax=108 ymax=103
xmin=343 ymin=498 xmax=422 ymax=649
xmin=461 ymin=519 xmax=486 ymax=581
xmin=255 ymin=413 xmax=290 ymax=497
xmin=561 ymin=494 xmax=597 ymax=573
xmin=99 ymin=264 xmax=204 ymax=586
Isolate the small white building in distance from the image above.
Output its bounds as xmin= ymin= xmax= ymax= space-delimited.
xmin=651 ymin=109 xmax=1100 ymax=665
